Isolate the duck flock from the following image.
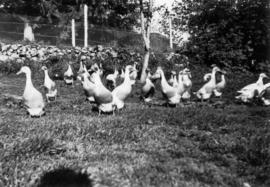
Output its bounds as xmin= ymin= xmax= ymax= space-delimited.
xmin=1 ymin=43 xmax=270 ymax=117
xmin=14 ymin=61 xmax=270 ymax=117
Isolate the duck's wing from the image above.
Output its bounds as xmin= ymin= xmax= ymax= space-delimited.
xmin=164 ymin=88 xmax=178 ymax=99
xmin=24 ymin=90 xmax=45 ymax=109
xmin=95 ymin=90 xmax=113 ymax=104
xmin=238 ymin=83 xmax=256 ymax=93
xmin=112 ymin=86 xmax=129 ymax=101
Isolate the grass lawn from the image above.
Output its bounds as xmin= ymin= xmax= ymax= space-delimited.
xmin=0 ymin=69 xmax=269 ymax=187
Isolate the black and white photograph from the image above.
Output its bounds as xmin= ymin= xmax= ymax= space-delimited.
xmin=0 ymin=0 xmax=269 ymax=186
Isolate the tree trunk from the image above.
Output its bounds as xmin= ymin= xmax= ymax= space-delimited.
xmin=139 ymin=0 xmax=152 ymax=84
xmin=140 ymin=50 xmax=150 ymax=83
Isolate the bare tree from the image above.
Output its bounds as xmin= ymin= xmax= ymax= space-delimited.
xmin=139 ymin=0 xmax=153 ymax=83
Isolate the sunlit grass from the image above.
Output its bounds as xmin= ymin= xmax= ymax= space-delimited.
xmin=0 ymin=71 xmax=269 ymax=187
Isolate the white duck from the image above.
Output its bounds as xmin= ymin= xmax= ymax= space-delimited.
xmin=141 ymin=69 xmax=155 ymax=102
xmin=112 ymin=65 xmax=135 ymax=109
xmin=78 ymin=69 xmax=95 ymax=103
xmin=152 ymin=66 xmax=181 ymax=106
xmin=168 ymin=71 xmax=177 ymax=87
xmin=77 ymin=60 xmax=84 ymax=75
xmin=90 ymin=71 xmax=115 ymax=114
xmin=106 ymin=67 xmax=119 ymax=89
xmin=17 ymin=66 xmax=45 ymax=117
xmin=64 ymin=63 xmax=74 ymax=85
xmin=235 ymin=73 xmax=269 ymax=103
xmin=129 ymin=62 xmax=138 ymax=82
xmin=181 ymin=68 xmax=193 ymax=100
xmin=41 ymin=66 xmax=57 ymax=102
xmin=195 ymin=66 xmax=222 ymax=101
xmin=213 ymin=72 xmax=226 ymax=98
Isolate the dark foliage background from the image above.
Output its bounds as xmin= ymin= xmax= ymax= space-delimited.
xmin=160 ymin=0 xmax=270 ymax=72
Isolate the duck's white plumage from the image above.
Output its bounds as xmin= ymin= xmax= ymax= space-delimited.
xmin=78 ymin=70 xmax=95 ymax=102
xmin=90 ymin=71 xmax=114 ymax=114
xmin=168 ymin=71 xmax=177 ymax=87
xmin=42 ymin=66 xmax=57 ymax=102
xmin=141 ymin=70 xmax=155 ymax=102
xmin=129 ymin=62 xmax=138 ymax=81
xmin=213 ymin=73 xmax=226 ymax=97
xmin=236 ymin=73 xmax=268 ymax=102
xmin=181 ymin=68 xmax=193 ymax=100
xmin=112 ymin=65 xmax=135 ymax=109
xmin=152 ymin=67 xmax=181 ymax=105
xmin=78 ymin=60 xmax=84 ymax=75
xmin=64 ymin=64 xmax=74 ymax=85
xmin=17 ymin=66 xmax=45 ymax=116
xmin=120 ymin=69 xmax=125 ymax=80
xmin=196 ymin=67 xmax=221 ymax=101
xmin=106 ymin=68 xmax=119 ymax=89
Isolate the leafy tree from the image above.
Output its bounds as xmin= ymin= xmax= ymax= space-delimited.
xmin=159 ymin=0 xmax=270 ymax=70
xmin=0 ymin=0 xmax=140 ymax=30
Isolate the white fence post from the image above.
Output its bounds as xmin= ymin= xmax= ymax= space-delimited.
xmin=169 ymin=16 xmax=173 ymax=49
xmin=71 ymin=19 xmax=76 ymax=47
xmin=84 ymin=4 xmax=88 ymax=47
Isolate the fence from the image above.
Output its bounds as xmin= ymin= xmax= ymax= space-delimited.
xmin=0 ymin=13 xmax=172 ymax=52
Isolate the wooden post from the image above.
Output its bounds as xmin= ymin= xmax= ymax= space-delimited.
xmin=71 ymin=19 xmax=76 ymax=47
xmin=84 ymin=4 xmax=88 ymax=47
xmin=169 ymin=16 xmax=173 ymax=49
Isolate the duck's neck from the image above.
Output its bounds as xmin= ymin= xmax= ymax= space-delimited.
xmin=183 ymin=74 xmax=189 ymax=81
xmin=210 ymin=70 xmax=217 ymax=84
xmin=44 ymin=70 xmax=50 ymax=80
xmin=83 ymin=65 xmax=89 ymax=74
xmin=178 ymin=74 xmax=183 ymax=84
xmin=79 ymin=61 xmax=83 ymax=70
xmin=67 ymin=65 xmax=72 ymax=74
xmin=169 ymin=74 xmax=174 ymax=80
xmin=121 ymin=70 xmax=125 ymax=78
xmin=114 ymin=69 xmax=118 ymax=77
xmin=160 ymin=70 xmax=169 ymax=86
xmin=256 ymin=76 xmax=264 ymax=85
xmin=25 ymin=72 xmax=34 ymax=88
xmin=124 ymin=69 xmax=131 ymax=84
xmin=221 ymin=75 xmax=225 ymax=83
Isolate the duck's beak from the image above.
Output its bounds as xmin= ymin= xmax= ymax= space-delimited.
xmin=16 ymin=70 xmax=22 ymax=75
